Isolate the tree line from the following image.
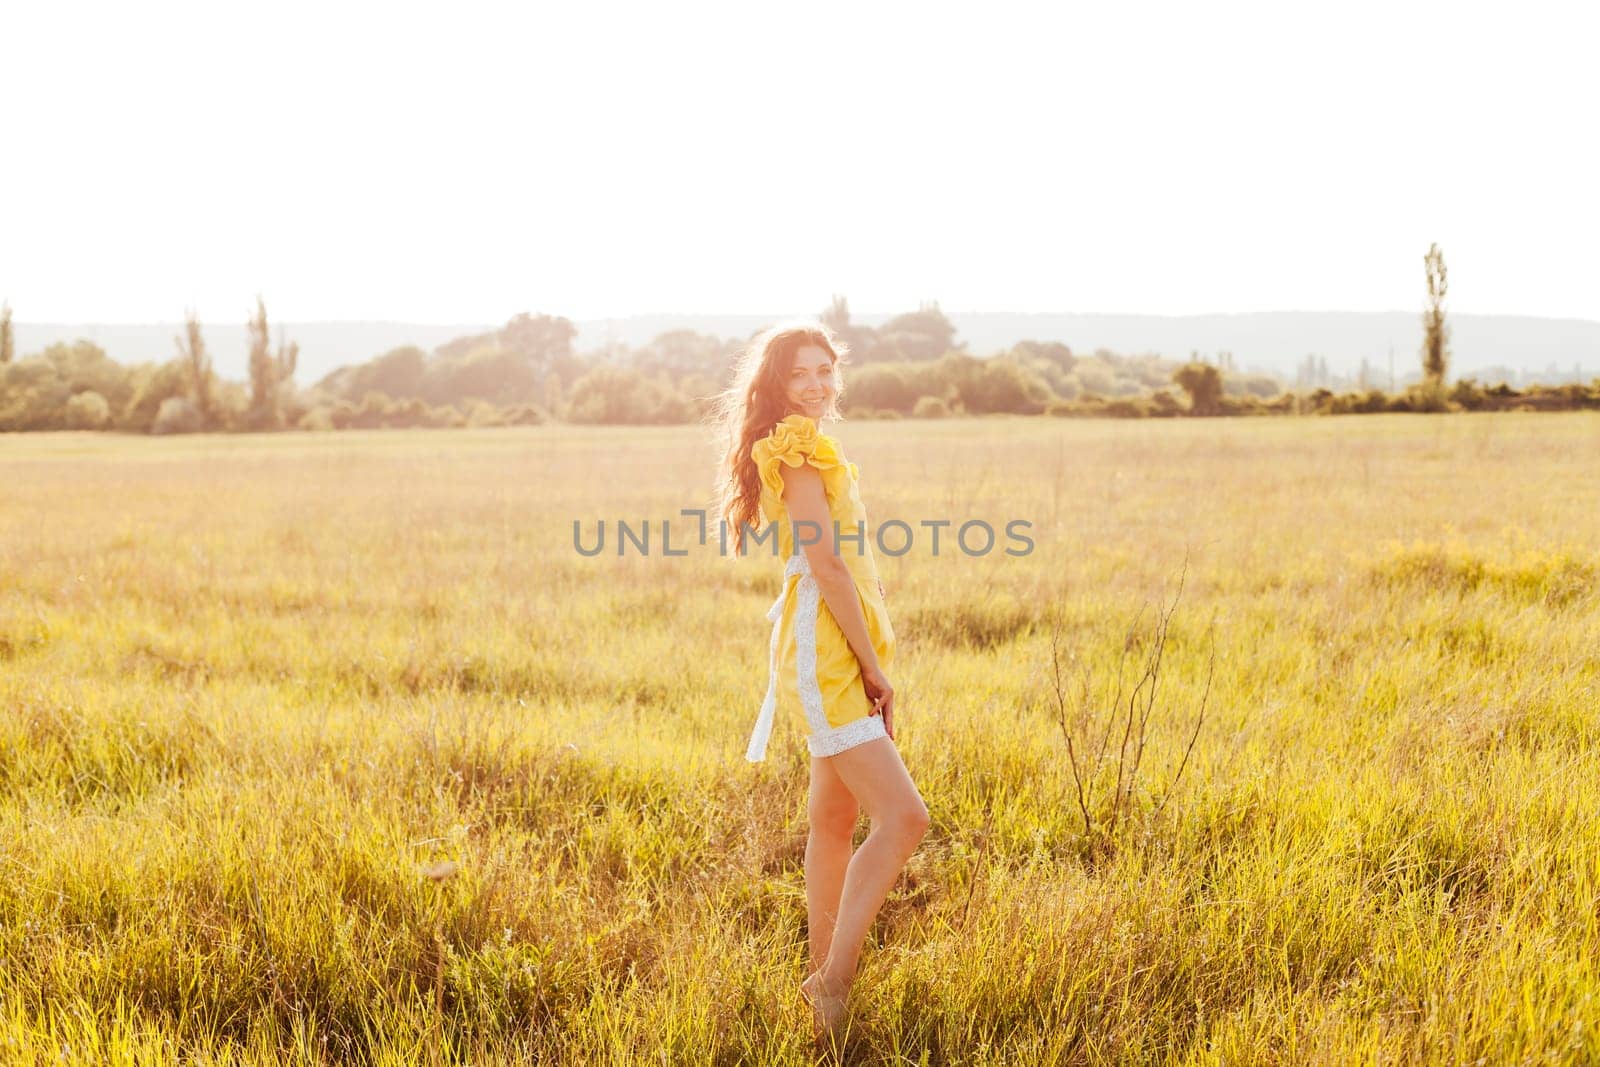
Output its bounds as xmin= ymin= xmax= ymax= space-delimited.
xmin=3 ymin=248 xmax=1596 ymax=432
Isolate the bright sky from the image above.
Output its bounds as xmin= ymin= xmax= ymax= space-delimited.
xmin=3 ymin=0 xmax=1596 ymax=324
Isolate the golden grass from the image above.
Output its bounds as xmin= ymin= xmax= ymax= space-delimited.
xmin=1 ymin=413 xmax=1598 ymax=1064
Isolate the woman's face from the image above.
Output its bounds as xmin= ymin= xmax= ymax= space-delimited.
xmin=785 ymin=344 xmax=837 ymax=419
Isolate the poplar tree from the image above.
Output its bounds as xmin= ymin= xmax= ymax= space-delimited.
xmin=247 ymin=296 xmax=299 ymax=429
xmin=1422 ymin=243 xmax=1450 ymax=385
xmin=176 ymin=309 xmax=217 ymax=429
xmin=1 ymin=301 xmax=13 ymax=365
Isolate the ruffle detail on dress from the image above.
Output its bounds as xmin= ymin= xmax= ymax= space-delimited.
xmin=751 ymin=414 xmax=849 ymax=499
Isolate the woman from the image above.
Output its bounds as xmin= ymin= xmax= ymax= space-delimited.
xmin=711 ymin=322 xmax=931 ymax=1047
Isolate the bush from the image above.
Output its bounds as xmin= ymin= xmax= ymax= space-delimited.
xmin=151 ymin=396 xmax=203 ymax=435
xmin=1385 ymin=393 xmax=1415 ymax=413
xmin=425 ymin=345 xmax=540 ymax=407
xmin=350 ymin=392 xmax=395 ymax=430
xmin=1101 ymin=398 xmax=1149 ymax=418
xmin=1173 ymin=362 xmax=1224 ymax=415
xmin=384 ymin=398 xmax=435 ymax=429
xmin=326 ymin=345 xmax=427 ymax=403
xmin=1147 ymin=390 xmax=1183 ymax=417
xmin=939 ymin=355 xmax=1053 ymax=414
xmin=466 ymin=400 xmax=508 ymax=427
xmin=1406 ymin=381 xmax=1454 ymax=413
xmin=912 ymin=396 xmax=951 ymax=418
xmin=566 ymin=367 xmax=694 ymax=424
xmin=501 ymin=404 xmax=546 ymax=426
xmin=118 ymin=360 xmax=190 ymax=432
xmin=1240 ymin=374 xmax=1283 ymax=399
xmin=1009 ymin=340 xmax=1075 ymax=373
xmin=297 ymin=408 xmax=335 ymax=432
xmin=1450 ymin=378 xmax=1488 ymax=411
xmin=1069 ymin=361 xmax=1115 ymax=397
xmin=844 ymin=364 xmax=923 ymax=415
xmin=1047 ymin=396 xmax=1114 ymax=418
xmin=328 ymin=401 xmax=359 ymax=429
xmin=63 ymin=390 xmax=111 ymax=430
xmin=1326 ymin=389 xmax=1391 ymax=415
xmin=0 ymin=359 xmax=71 ymax=431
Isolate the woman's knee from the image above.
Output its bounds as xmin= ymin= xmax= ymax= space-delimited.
xmin=874 ymin=799 xmax=930 ymax=841
xmin=809 ymin=795 xmax=860 ymax=838
xmin=907 ymin=799 xmax=931 ymax=839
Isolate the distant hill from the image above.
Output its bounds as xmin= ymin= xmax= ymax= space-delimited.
xmin=12 ymin=311 xmax=1597 ymax=386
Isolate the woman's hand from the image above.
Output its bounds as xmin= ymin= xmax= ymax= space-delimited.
xmin=860 ymin=662 xmax=896 ymax=741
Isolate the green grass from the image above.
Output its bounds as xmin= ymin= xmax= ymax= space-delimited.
xmin=1 ymin=413 xmax=1598 ymax=1064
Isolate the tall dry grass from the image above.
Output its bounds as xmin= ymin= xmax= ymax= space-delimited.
xmin=1 ymin=413 xmax=1598 ymax=1064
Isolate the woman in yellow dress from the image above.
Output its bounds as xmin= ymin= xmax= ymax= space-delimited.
xmin=712 ymin=322 xmax=931 ymax=1047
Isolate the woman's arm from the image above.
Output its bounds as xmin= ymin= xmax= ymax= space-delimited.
xmin=779 ymin=462 xmax=881 ymax=674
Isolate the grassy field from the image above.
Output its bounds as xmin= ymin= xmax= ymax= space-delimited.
xmin=2 ymin=413 xmax=1598 ymax=1064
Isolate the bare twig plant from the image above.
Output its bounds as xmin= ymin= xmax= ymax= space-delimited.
xmin=1048 ymin=555 xmax=1216 ymax=851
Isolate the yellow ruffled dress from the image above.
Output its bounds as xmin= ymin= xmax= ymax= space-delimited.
xmin=744 ymin=414 xmax=897 ymax=761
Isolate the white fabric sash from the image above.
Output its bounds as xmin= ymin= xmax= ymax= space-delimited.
xmin=745 ymin=551 xmax=818 ymax=762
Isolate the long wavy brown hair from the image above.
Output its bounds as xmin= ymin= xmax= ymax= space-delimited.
xmin=706 ymin=321 xmax=851 ymax=555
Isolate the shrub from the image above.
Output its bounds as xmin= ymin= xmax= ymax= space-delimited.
xmin=328 ymin=401 xmax=359 ymax=429
xmin=325 ymin=345 xmax=426 ymax=402
xmin=1009 ymin=340 xmax=1075 ymax=373
xmin=423 ymin=345 xmax=539 ymax=408
xmin=1407 ymin=380 xmax=1453 ymax=413
xmin=1326 ymin=389 xmax=1391 ymax=415
xmin=1147 ymin=390 xmax=1183 ymax=418
xmin=1172 ymin=362 xmax=1223 ymax=415
xmin=297 ymin=408 xmax=335 ymax=432
xmin=912 ymin=396 xmax=951 ymax=418
xmin=63 ymin=390 xmax=111 ymax=430
xmin=151 ymin=397 xmax=203 ymax=435
xmin=945 ymin=355 xmax=1053 ymax=414
xmin=844 ymin=364 xmax=922 ymax=414
xmin=1240 ymin=374 xmax=1283 ymax=398
xmin=1450 ymin=378 xmax=1489 ymax=411
xmin=351 ymin=392 xmax=395 ymax=430
xmin=466 ymin=400 xmax=508 ymax=428
xmin=0 ymin=359 xmax=71 ymax=431
xmin=501 ymin=404 xmax=546 ymax=426
xmin=384 ymin=398 xmax=434 ymax=429
xmin=566 ymin=367 xmax=695 ymax=424
xmin=1050 ymin=375 xmax=1082 ymax=401
xmin=1354 ymin=389 xmax=1391 ymax=414
xmin=119 ymin=360 xmax=191 ymax=432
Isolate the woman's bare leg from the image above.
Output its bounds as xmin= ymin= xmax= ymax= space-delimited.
xmin=804 ymin=753 xmax=860 ymax=976
xmin=813 ymin=736 xmax=929 ymax=996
